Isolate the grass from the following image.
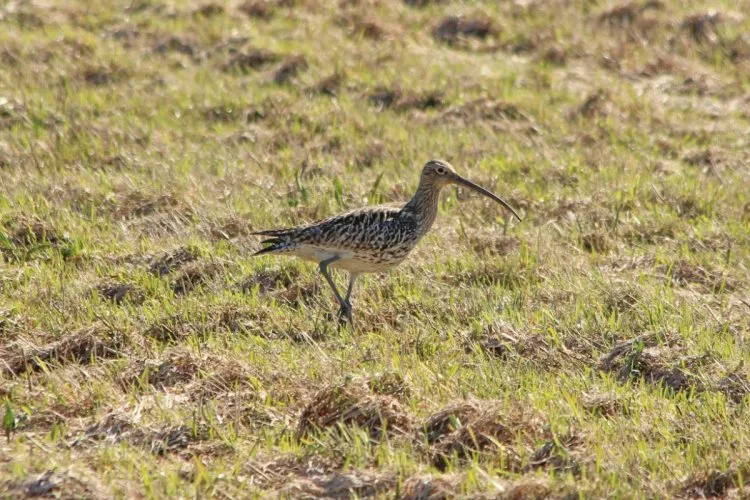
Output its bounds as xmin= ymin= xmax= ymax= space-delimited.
xmin=1 ymin=0 xmax=749 ymax=497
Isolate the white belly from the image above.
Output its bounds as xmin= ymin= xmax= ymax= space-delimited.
xmin=290 ymin=245 xmax=408 ymax=274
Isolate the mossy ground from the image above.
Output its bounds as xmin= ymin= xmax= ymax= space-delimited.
xmin=1 ymin=0 xmax=749 ymax=497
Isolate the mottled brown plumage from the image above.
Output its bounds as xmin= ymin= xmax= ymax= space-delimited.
xmin=253 ymin=160 xmax=521 ymax=326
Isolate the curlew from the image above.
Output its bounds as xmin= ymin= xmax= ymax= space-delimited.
xmin=252 ymin=160 xmax=521 ymax=326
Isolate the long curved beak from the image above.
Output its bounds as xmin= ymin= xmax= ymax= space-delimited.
xmin=454 ymin=175 xmax=522 ymax=222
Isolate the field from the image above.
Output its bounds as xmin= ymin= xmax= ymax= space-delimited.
xmin=1 ymin=0 xmax=749 ymax=497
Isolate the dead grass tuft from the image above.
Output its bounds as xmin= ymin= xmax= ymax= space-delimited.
xmin=284 ymin=469 xmax=395 ymax=498
xmin=401 ymin=473 xmax=461 ymax=499
xmin=193 ymin=3 xmax=224 ymax=18
xmin=239 ymin=0 xmax=276 ymax=19
xmin=71 ymin=412 xmax=213 ymax=457
xmin=297 ymin=381 xmax=412 ymax=441
xmin=660 ymin=260 xmax=736 ymax=292
xmin=368 ymin=86 xmax=444 ymax=112
xmin=525 ymin=434 xmax=586 ymax=475
xmin=469 ymin=323 xmax=561 ymax=368
xmin=142 ymin=304 xmax=264 ymax=343
xmin=107 ymin=189 xmax=188 ymax=220
xmin=0 ymin=215 xmax=66 ymax=261
xmin=576 ymin=89 xmax=616 ymax=119
xmin=273 ymin=55 xmax=308 ymax=85
xmin=123 ymin=348 xmax=201 ymax=390
xmin=597 ymin=336 xmax=703 ymax=393
xmin=149 ymin=246 xmax=201 ymax=277
xmin=223 ymin=48 xmax=279 ymax=72
xmin=439 ymin=98 xmax=528 ymax=123
xmin=680 ymin=11 xmax=723 ymax=45
xmin=1 ymin=471 xmax=100 ymax=499
xmin=367 ymin=371 xmax=411 ymax=400
xmin=338 ymin=12 xmax=388 ymax=40
xmin=4 ymin=325 xmax=127 ymax=376
xmin=309 ymin=71 xmax=345 ymax=96
xmin=170 ymin=260 xmax=224 ymax=295
xmin=82 ymin=64 xmax=129 ymax=86
xmin=421 ymin=400 xmax=549 ymax=471
xmin=433 ymin=14 xmax=499 ymax=47
xmin=238 ymin=267 xmax=300 ymax=294
xmin=582 ymin=391 xmax=626 ymax=417
xmin=154 ymin=36 xmax=197 ymax=57
xmin=679 ymin=466 xmax=750 ymax=498
xmin=403 ymin=0 xmax=446 ymax=7
xmin=714 ymin=371 xmax=750 ymax=404
xmin=93 ymin=279 xmax=143 ymax=305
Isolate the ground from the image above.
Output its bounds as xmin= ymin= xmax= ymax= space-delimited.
xmin=0 ymin=0 xmax=749 ymax=497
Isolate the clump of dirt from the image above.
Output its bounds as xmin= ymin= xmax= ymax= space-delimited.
xmin=189 ymin=355 xmax=255 ymax=400
xmin=467 ymin=322 xmax=559 ymax=368
xmin=92 ymin=280 xmax=141 ymax=305
xmin=680 ymin=466 xmax=750 ymax=498
xmin=171 ymin=260 xmax=224 ymax=294
xmin=106 ymin=189 xmax=188 ymax=220
xmin=660 ymin=260 xmax=736 ymax=292
xmin=223 ymin=48 xmax=279 ymax=72
xmin=276 ymin=281 xmax=321 ymax=307
xmin=1 ymin=471 xmax=98 ymax=499
xmin=540 ymin=44 xmax=567 ymax=65
xmin=0 ymin=215 xmax=67 ymax=261
xmin=338 ymin=12 xmax=388 ymax=40
xmin=143 ymin=304 xmax=265 ymax=343
xmin=525 ymin=434 xmax=586 ymax=475
xmin=284 ymin=469 xmax=396 ymax=498
xmin=401 ymin=474 xmax=461 ymax=498
xmin=597 ymin=335 xmax=703 ymax=393
xmin=403 ymin=0 xmax=446 ymax=6
xmin=4 ymin=325 xmax=127 ymax=376
xmin=420 ymin=400 xmax=549 ymax=471
xmin=296 ymin=381 xmax=412 ymax=441
xmin=714 ymin=371 xmax=750 ymax=404
xmin=71 ymin=412 xmax=211 ymax=457
xmin=123 ymin=349 xmax=201 ymax=390
xmin=308 ymin=71 xmax=345 ymax=96
xmin=205 ymin=215 xmax=251 ymax=240
xmin=680 ymin=11 xmax=722 ymax=45
xmin=603 ymin=284 xmax=640 ymax=316
xmin=576 ymin=89 xmax=616 ymax=119
xmin=239 ymin=0 xmax=275 ymax=19
xmin=149 ymin=246 xmax=200 ymax=277
xmin=81 ymin=64 xmax=129 ymax=86
xmin=154 ymin=36 xmax=197 ymax=57
xmin=202 ymin=104 xmax=245 ymax=122
xmin=273 ymin=55 xmax=308 ymax=85
xmin=597 ymin=1 xmax=662 ymax=26
xmin=193 ymin=3 xmax=224 ymax=17
xmin=439 ymin=98 xmax=528 ymax=123
xmin=367 ymin=371 xmax=411 ymax=400
xmin=595 ymin=1 xmax=665 ymax=41
xmin=368 ymin=86 xmax=444 ymax=112
xmin=580 ymin=232 xmax=611 ymax=253
xmin=238 ymin=267 xmax=300 ymax=294
xmin=433 ymin=14 xmax=499 ymax=46
xmin=582 ymin=391 xmax=627 ymax=417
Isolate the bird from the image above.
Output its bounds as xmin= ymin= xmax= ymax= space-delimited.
xmin=252 ymin=159 xmax=521 ymax=327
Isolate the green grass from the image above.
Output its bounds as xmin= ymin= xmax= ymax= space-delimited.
xmin=1 ymin=0 xmax=749 ymax=497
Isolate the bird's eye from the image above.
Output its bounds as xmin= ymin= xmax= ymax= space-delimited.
xmin=436 ymin=167 xmax=446 ymax=175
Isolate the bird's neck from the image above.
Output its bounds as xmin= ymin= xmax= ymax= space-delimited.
xmin=403 ymin=180 xmax=442 ymax=237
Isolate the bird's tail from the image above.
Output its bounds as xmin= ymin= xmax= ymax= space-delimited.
xmin=251 ymin=229 xmax=297 ymax=256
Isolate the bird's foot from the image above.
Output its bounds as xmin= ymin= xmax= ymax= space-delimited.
xmin=337 ymin=302 xmax=354 ymax=329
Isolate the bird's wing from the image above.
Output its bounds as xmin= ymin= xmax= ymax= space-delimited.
xmin=253 ymin=205 xmax=408 ymax=255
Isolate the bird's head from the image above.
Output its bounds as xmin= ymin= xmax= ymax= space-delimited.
xmin=420 ymin=159 xmax=522 ymax=221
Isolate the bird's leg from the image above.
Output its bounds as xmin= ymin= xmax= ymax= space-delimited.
xmin=337 ymin=272 xmax=360 ymax=326
xmin=319 ymin=256 xmax=346 ymax=310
